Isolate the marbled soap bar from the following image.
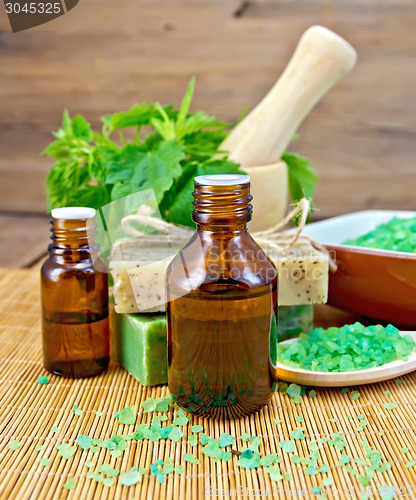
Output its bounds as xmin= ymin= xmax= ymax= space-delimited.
xmin=111 ymin=312 xmax=167 ymax=386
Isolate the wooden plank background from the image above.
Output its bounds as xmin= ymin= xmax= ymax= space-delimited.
xmin=0 ymin=0 xmax=415 ymax=265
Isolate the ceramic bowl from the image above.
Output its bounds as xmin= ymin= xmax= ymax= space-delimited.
xmin=303 ymin=210 xmax=416 ymax=328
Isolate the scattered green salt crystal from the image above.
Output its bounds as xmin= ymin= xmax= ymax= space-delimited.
xmin=293 ymin=395 xmax=302 ymax=404
xmin=341 ymin=388 xmax=349 ymax=394
xmin=402 ymin=447 xmax=409 ymax=454
xmin=406 ymin=460 xmax=416 ymax=468
xmin=296 ymin=416 xmax=304 ymax=423
xmin=351 ymin=391 xmax=360 ymax=400
xmin=329 ymin=418 xmax=337 ymax=423
xmin=356 ymin=426 xmax=363 ymax=432
xmin=320 ymin=437 xmax=329 ymax=443
xmin=169 ymin=427 xmax=184 ymax=442
xmin=39 ymin=458 xmax=49 ymax=467
xmin=90 ymin=446 xmax=98 ymax=453
xmin=36 ymin=445 xmax=43 ymax=452
xmin=345 ymin=465 xmax=351 ymax=473
xmin=202 ymin=439 xmax=223 ymax=460
xmin=338 ymin=454 xmax=350 ymax=466
xmin=380 ymin=484 xmax=396 ymax=500
xmin=117 ymin=406 xmax=136 ymax=425
xmin=219 ymin=433 xmax=233 ymax=448
xmin=379 ymin=432 xmax=385 ymax=437
xmin=286 ymin=384 xmax=301 ymax=399
xmin=304 ymin=466 xmax=319 ymax=475
xmin=385 ymin=391 xmax=391 ymax=396
xmin=200 ymin=433 xmax=209 ymax=445
xmin=358 ymin=474 xmax=371 ymax=487
xmin=174 ymin=465 xmax=184 ymax=475
xmin=63 ymin=477 xmax=76 ymax=490
xmin=159 ymin=427 xmax=172 ymax=439
xmin=279 ymin=440 xmax=296 ymax=454
xmin=77 ymin=435 xmax=92 ymax=450
xmin=309 ymin=390 xmax=317 ymax=398
xmin=323 ymin=478 xmax=332 ymax=487
xmin=266 ymin=465 xmax=283 ymax=481
xmin=347 ymin=415 xmax=352 ymax=420
xmin=319 ymin=464 xmax=329 ymax=473
xmin=37 ymin=376 xmax=49 ymax=385
xmin=103 ymin=478 xmax=114 ymax=487
xmin=259 ymin=454 xmax=276 ymax=467
xmin=396 ymin=379 xmax=403 ymax=384
xmin=95 ymin=411 xmax=104 ymax=417
xmin=290 ymin=455 xmax=302 ymax=464
xmin=183 ymin=453 xmax=199 ymax=465
xmin=285 ymin=472 xmax=292 ymax=481
xmin=110 ymin=449 xmax=122 ymax=458
xmin=86 ymin=471 xmax=102 ymax=482
xmin=191 ymin=425 xmax=203 ymax=433
xmin=290 ymin=429 xmax=306 ymax=440
xmin=72 ymin=404 xmax=82 ymax=416
xmin=8 ymin=440 xmax=20 ymax=451
xmin=379 ymin=462 xmax=391 ymax=473
xmin=383 ymin=403 xmax=396 ymax=410
xmin=172 ymin=410 xmax=188 ymax=427
xmin=311 ymin=486 xmax=321 ymax=495
xmin=274 ymin=419 xmax=281 ymax=425
xmin=188 ymin=435 xmax=198 ymax=447
xmin=360 ymin=492 xmax=369 ymax=500
xmin=57 ymin=443 xmax=77 ymax=459
xmin=120 ymin=468 xmax=144 ymax=486
xmin=141 ymin=398 xmax=157 ymax=412
xmin=98 ymin=464 xmax=119 ymax=477
xmin=51 ymin=426 xmax=59 ymax=433
xmin=354 ymin=458 xmax=369 ymax=466
xmin=85 ymin=461 xmax=94 ymax=468
xmin=156 ymin=474 xmax=165 ymax=484
xmin=249 ymin=436 xmax=261 ymax=451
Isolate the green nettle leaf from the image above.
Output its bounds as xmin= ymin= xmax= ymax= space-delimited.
xmin=104 ymin=103 xmax=158 ymax=130
xmin=71 ymin=115 xmax=92 ymax=141
xmin=165 ymin=159 xmax=243 ymax=227
xmin=282 ymin=151 xmax=319 ymax=207
xmin=106 ymin=141 xmax=184 ymax=204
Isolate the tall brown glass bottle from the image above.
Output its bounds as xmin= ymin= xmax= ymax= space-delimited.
xmin=167 ymin=174 xmax=278 ymax=418
xmin=41 ymin=207 xmax=109 ymax=378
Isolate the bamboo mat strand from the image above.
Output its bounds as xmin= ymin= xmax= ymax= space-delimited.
xmin=0 ymin=268 xmax=416 ymax=499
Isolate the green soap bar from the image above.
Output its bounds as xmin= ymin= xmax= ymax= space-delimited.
xmin=112 ymin=311 xmax=167 ymax=386
xmin=277 ymin=305 xmax=314 ymax=342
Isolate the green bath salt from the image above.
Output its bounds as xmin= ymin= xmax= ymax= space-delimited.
xmin=277 ymin=322 xmax=415 ymax=372
xmin=344 ymin=216 xmax=416 ymax=253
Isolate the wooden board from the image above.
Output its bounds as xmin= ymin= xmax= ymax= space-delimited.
xmin=0 ymin=0 xmax=415 ymax=218
xmin=0 ymin=215 xmax=49 ymax=268
xmin=1 ymin=267 xmax=416 ymax=499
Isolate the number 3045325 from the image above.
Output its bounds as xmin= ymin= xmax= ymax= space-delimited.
xmin=5 ymin=3 xmax=62 ymax=14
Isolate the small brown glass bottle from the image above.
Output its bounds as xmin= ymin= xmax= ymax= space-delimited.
xmin=41 ymin=207 xmax=109 ymax=378
xmin=167 ymin=174 xmax=278 ymax=418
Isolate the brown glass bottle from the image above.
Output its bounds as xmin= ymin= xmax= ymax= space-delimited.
xmin=41 ymin=207 xmax=109 ymax=378
xmin=167 ymin=174 xmax=278 ymax=419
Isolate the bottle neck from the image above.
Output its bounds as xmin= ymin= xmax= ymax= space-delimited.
xmin=192 ymin=181 xmax=252 ymax=232
xmin=49 ymin=217 xmax=97 ymax=261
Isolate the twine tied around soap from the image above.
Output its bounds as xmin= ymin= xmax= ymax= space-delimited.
xmin=116 ymin=198 xmax=337 ymax=272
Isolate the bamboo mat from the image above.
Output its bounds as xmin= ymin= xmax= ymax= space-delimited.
xmin=1 ymin=268 xmax=416 ymax=500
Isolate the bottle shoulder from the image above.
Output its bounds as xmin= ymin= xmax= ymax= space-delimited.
xmin=167 ymin=230 xmax=277 ymax=292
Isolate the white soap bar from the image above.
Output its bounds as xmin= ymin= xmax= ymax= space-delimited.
xmin=110 ymin=235 xmax=328 ymax=313
xmin=261 ymin=236 xmax=329 ymax=306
